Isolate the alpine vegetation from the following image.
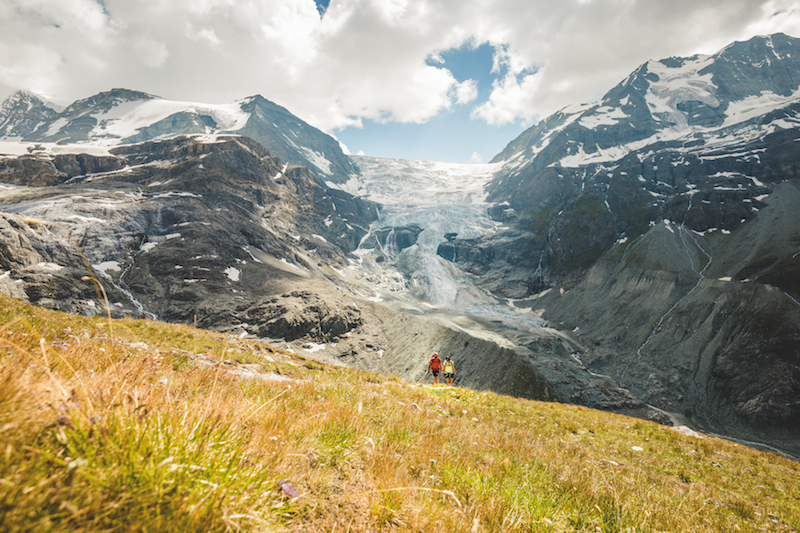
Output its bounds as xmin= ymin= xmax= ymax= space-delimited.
xmin=0 ymin=295 xmax=798 ymax=531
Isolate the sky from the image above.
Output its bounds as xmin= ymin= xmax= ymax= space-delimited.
xmin=1 ymin=0 xmax=799 ymax=163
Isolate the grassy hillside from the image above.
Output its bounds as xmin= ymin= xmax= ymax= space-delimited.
xmin=0 ymin=294 xmax=798 ymax=532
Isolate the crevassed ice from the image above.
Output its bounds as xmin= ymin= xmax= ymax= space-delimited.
xmin=644 ymin=55 xmax=719 ymax=128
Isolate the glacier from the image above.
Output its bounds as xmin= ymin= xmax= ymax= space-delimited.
xmin=330 ymin=155 xmax=547 ymax=332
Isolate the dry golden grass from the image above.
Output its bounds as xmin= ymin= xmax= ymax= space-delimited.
xmin=0 ymin=293 xmax=798 ymax=532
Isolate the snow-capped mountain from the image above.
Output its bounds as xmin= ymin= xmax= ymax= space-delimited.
xmin=0 ymin=89 xmax=61 ymax=139
xmin=436 ymin=33 xmax=800 ymax=455
xmin=493 ymin=32 xmax=800 ymax=169
xmin=467 ymin=33 xmax=800 ymax=288
xmin=0 ymin=88 xmax=357 ymax=183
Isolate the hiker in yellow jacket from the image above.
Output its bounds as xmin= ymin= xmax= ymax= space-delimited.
xmin=443 ymin=355 xmax=456 ymax=386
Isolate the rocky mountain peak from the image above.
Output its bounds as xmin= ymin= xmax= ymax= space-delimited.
xmin=1 ymin=89 xmax=51 ymax=111
xmin=235 ymin=93 xmax=359 ymax=182
xmin=60 ymin=88 xmax=158 ymax=116
xmin=0 ymin=90 xmax=60 ymax=139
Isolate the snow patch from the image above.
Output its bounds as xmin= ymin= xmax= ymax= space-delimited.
xmin=66 ymin=214 xmax=106 ymax=224
xmin=86 ymin=98 xmax=250 ymax=143
xmin=36 ymin=262 xmax=64 ymax=271
xmin=224 ymin=267 xmax=241 ymax=282
xmin=579 ymin=106 xmax=629 ymax=129
xmin=151 ymin=192 xmax=202 ymax=199
xmin=278 ymin=258 xmax=299 ymax=270
xmin=302 ymin=342 xmax=326 ymax=353
xmin=298 ymin=147 xmax=333 ymax=175
xmin=722 ymin=88 xmax=800 ymax=128
xmin=93 ymin=261 xmax=121 ymax=278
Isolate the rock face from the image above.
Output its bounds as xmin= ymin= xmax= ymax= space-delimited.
xmin=432 ymin=34 xmax=800 ymax=456
xmin=0 ymin=136 xmax=377 ymax=334
xmin=0 ymin=90 xmax=60 ymax=139
xmin=244 ymin=290 xmax=363 ymax=341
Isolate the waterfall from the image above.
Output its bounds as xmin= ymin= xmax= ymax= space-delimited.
xmin=384 ymin=228 xmax=399 ymax=259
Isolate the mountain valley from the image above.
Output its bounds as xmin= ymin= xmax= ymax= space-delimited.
xmin=1 ymin=33 xmax=799 ymax=458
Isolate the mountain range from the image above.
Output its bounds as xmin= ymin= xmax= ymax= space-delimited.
xmin=0 ymin=33 xmax=798 ymax=458
xmin=0 ymin=88 xmax=356 ymax=183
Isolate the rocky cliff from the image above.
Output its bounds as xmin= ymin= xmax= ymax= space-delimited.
xmin=0 ymin=135 xmax=372 ymax=324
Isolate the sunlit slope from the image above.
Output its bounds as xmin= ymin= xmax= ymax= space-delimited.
xmin=0 ymin=295 xmax=797 ymax=532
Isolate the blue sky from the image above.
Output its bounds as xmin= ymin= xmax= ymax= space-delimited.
xmin=335 ymin=109 xmax=527 ymax=163
xmin=314 ymin=0 xmax=331 ymax=16
xmin=336 ymin=42 xmax=528 ymax=163
xmin=1 ymin=0 xmax=799 ymax=164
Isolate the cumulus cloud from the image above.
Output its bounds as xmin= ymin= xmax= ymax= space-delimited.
xmin=0 ymin=0 xmax=797 ymax=132
xmin=453 ymin=79 xmax=479 ymax=105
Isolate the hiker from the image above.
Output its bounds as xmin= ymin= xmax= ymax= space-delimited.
xmin=443 ymin=355 xmax=456 ymax=386
xmin=428 ymin=352 xmax=442 ymax=385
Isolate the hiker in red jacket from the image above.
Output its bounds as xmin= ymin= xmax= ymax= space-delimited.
xmin=428 ymin=352 xmax=442 ymax=385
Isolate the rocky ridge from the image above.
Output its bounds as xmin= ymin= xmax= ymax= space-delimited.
xmin=0 ymin=135 xmax=371 ymax=322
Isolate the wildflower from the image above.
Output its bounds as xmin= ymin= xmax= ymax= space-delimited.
xmin=277 ymin=480 xmax=300 ymax=498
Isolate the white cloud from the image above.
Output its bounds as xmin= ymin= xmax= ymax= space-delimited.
xmin=468 ymin=151 xmax=482 ymax=163
xmin=453 ymin=79 xmax=479 ymax=105
xmin=744 ymin=0 xmax=800 ymax=41
xmin=472 ymin=66 xmax=544 ymax=125
xmin=135 ymin=37 xmax=170 ymax=69
xmin=186 ymin=25 xmax=222 ymax=47
xmin=0 ymin=0 xmax=796 ymax=135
